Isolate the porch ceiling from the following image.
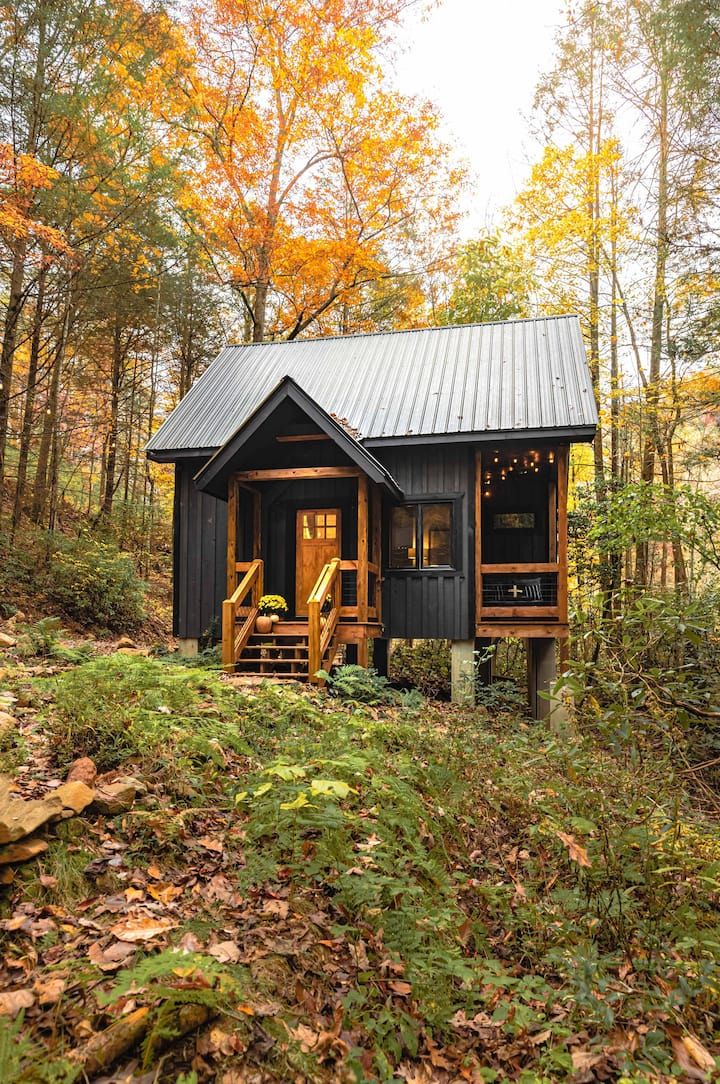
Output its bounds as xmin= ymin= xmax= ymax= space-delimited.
xmin=192 ymin=375 xmax=403 ymax=500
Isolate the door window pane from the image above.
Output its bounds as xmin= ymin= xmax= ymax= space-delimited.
xmin=390 ymin=505 xmax=417 ymax=567
xmin=422 ymin=503 xmax=452 ymax=567
xmin=301 ymin=510 xmax=338 ymax=541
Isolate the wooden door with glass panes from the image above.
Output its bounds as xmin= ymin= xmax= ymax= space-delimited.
xmin=295 ymin=509 xmax=341 ymax=616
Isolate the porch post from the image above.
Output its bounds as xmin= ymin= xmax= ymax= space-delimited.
xmin=357 ymin=474 xmax=369 ymax=667
xmin=226 ymin=476 xmax=237 ymax=599
xmin=251 ymin=487 xmax=261 ymax=560
xmin=371 ymin=482 xmax=382 ymax=622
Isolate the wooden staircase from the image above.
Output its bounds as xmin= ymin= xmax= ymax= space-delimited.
xmin=233 ymin=620 xmax=338 ymax=680
xmin=222 ymin=557 xmax=343 ymax=682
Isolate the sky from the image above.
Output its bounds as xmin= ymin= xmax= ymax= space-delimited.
xmin=393 ymin=0 xmax=567 ymax=237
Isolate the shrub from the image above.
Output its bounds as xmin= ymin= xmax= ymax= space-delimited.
xmin=475 ymin=678 xmax=529 ymax=714
xmin=16 ymin=617 xmax=62 ymax=658
xmin=45 ymin=655 xmax=298 ymax=781
xmin=47 ymin=538 xmax=146 ymax=632
xmin=389 ymin=639 xmax=451 ymax=699
xmin=319 ymin=663 xmax=422 ymax=708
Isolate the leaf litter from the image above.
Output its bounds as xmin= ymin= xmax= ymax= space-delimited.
xmin=0 ymin=649 xmax=718 ymax=1082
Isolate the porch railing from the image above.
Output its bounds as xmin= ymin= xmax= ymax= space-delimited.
xmin=338 ymin=559 xmax=381 ymax=622
xmin=222 ymin=558 xmax=264 ymax=670
xmin=478 ymin=562 xmax=563 ymax=620
xmin=307 ymin=557 xmax=341 ymax=683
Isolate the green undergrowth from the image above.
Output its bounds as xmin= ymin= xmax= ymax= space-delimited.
xmin=10 ymin=654 xmax=720 ymax=1080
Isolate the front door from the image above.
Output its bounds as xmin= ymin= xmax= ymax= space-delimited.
xmin=295 ymin=508 xmax=341 ymax=616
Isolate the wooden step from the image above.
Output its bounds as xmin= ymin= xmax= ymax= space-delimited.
xmin=234 ymin=671 xmax=306 ymax=681
xmin=242 ymin=646 xmax=309 ymax=656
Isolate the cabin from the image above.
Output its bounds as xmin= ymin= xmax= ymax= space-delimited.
xmin=146 ymin=316 xmax=597 ymax=716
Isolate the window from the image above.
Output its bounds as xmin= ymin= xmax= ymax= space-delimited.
xmin=390 ymin=502 xmax=453 ymax=569
xmin=493 ymin=512 xmax=535 ymax=530
xmin=301 ymin=511 xmax=337 ymax=540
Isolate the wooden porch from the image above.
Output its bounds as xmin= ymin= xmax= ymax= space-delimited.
xmin=474 ymin=445 xmax=570 ymax=639
xmin=222 ymin=466 xmax=383 ymax=680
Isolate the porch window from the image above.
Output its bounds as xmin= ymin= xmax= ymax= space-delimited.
xmin=389 ymin=502 xmax=453 ymax=569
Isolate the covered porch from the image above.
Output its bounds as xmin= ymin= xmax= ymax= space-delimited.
xmin=192 ymin=376 xmax=401 ymax=680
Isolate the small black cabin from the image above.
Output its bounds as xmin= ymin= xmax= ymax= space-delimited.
xmin=146 ymin=316 xmax=597 ymax=715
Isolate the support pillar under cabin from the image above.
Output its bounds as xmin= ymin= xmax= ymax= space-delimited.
xmin=527 ymin=637 xmax=558 ymax=722
xmin=450 ymin=640 xmax=475 ymax=704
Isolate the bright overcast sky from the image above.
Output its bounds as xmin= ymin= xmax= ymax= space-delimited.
xmin=393 ymin=0 xmax=567 ymax=236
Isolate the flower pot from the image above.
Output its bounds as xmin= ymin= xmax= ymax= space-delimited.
xmin=255 ymin=615 xmax=273 ymax=634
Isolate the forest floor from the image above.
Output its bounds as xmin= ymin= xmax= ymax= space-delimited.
xmin=1 ymin=633 xmax=719 ymax=1084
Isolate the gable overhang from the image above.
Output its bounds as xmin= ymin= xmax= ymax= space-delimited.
xmin=192 ymin=375 xmax=403 ymax=501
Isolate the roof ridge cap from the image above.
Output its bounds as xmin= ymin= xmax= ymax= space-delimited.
xmin=222 ymin=313 xmax=581 ymax=348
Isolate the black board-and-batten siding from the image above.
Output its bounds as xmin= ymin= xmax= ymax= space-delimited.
xmin=379 ymin=444 xmax=473 ymax=642
xmin=172 ymin=444 xmax=475 ymax=643
xmin=173 ymin=460 xmax=228 ymax=641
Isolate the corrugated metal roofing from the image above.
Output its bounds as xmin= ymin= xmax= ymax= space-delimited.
xmin=146 ymin=315 xmax=598 ymax=455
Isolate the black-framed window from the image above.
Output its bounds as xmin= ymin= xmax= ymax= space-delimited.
xmin=389 ymin=502 xmax=454 ymax=569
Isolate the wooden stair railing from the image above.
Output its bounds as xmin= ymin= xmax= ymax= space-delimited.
xmin=222 ymin=558 xmax=264 ymax=671
xmin=307 ymin=557 xmax=341 ymax=683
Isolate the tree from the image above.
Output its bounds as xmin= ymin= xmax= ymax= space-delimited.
xmin=439 ymin=234 xmax=532 ymax=326
xmin=185 ymin=0 xmax=461 ymax=341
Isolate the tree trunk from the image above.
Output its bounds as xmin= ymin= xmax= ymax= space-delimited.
xmin=11 ymin=264 xmax=47 ymax=538
xmin=31 ymin=291 xmax=70 ymax=525
xmin=636 ymin=62 xmax=670 ymax=588
xmin=252 ymin=281 xmax=268 ymax=342
xmin=0 ymin=247 xmax=29 ymax=502
xmin=101 ymin=316 xmax=123 ymax=519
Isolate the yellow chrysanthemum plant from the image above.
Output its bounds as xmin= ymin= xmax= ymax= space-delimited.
xmin=258 ymin=594 xmax=288 ymax=618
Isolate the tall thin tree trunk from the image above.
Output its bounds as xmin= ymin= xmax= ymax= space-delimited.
xmin=11 ymin=264 xmax=47 ymax=538
xmin=101 ymin=316 xmax=123 ymax=518
xmin=31 ymin=288 xmax=71 ymax=525
xmin=0 ymin=246 xmax=29 ymax=502
xmin=636 ymin=62 xmax=669 ymax=587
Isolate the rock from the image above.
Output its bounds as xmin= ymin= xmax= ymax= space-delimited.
xmin=66 ymin=757 xmax=97 ymax=787
xmin=0 ymin=711 xmax=15 ymax=735
xmin=116 ymin=636 xmax=136 ymax=649
xmin=0 ymin=778 xmax=64 ymax=844
xmin=4 ymin=611 xmax=25 ymax=627
xmin=0 ymin=633 xmax=16 ymax=650
xmin=93 ymin=782 xmax=136 ymax=815
xmin=53 ymin=780 xmax=96 ymax=815
xmin=0 ymin=836 xmax=48 ymax=865
xmin=112 ymin=774 xmax=147 ymax=797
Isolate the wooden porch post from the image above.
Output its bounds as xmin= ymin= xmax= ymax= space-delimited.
xmin=357 ymin=474 xmax=369 ymax=667
xmin=371 ymin=482 xmax=382 ymax=622
xmin=474 ymin=449 xmax=482 ymax=628
xmin=226 ymin=476 xmax=237 ymax=599
xmin=252 ymin=487 xmax=261 ymax=560
xmin=557 ymin=446 xmax=569 ymax=624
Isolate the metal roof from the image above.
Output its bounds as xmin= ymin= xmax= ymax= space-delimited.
xmin=146 ymin=315 xmax=598 ymax=457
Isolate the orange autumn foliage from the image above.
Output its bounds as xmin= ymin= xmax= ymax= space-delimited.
xmin=0 ymin=145 xmax=70 ymax=257
xmin=185 ymin=0 xmax=462 ymax=340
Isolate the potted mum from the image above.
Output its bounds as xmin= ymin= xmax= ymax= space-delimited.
xmin=256 ymin=594 xmax=288 ymax=634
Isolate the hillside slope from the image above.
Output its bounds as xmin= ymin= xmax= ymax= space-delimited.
xmin=1 ymin=645 xmax=719 ymax=1083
